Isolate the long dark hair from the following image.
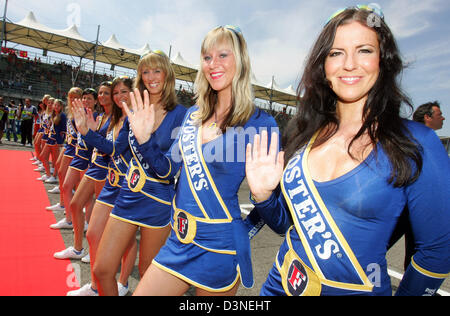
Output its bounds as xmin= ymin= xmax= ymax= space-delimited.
xmin=284 ymin=8 xmax=422 ymax=187
xmin=108 ymin=76 xmax=134 ymax=132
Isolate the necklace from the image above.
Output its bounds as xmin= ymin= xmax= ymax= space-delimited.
xmin=208 ymin=111 xmax=218 ymax=129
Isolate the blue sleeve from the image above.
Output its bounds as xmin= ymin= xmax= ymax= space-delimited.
xmin=243 ymin=110 xmax=292 ymax=235
xmin=137 ymin=122 xmax=183 ymax=180
xmin=251 ymin=186 xmax=293 ymax=235
xmin=396 ymin=128 xmax=450 ymax=296
xmin=136 ymin=106 xmax=188 ymax=180
xmin=243 ymin=110 xmax=286 ymax=237
xmin=59 ymin=113 xmax=67 ymax=139
xmin=83 ymin=129 xmax=114 ymax=154
xmin=82 ymin=118 xmax=130 ymax=156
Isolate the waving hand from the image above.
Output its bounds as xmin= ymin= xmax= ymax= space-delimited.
xmin=71 ymin=99 xmax=98 ymax=135
xmin=245 ymin=130 xmax=284 ymax=203
xmin=122 ymin=88 xmax=155 ymax=145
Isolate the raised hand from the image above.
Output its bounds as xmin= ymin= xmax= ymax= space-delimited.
xmin=71 ymin=99 xmax=90 ymax=135
xmin=122 ymin=88 xmax=155 ymax=145
xmin=245 ymin=130 xmax=284 ymax=203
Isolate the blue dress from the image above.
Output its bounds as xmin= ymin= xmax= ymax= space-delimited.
xmin=47 ymin=113 xmax=67 ymax=145
xmin=70 ymin=112 xmax=98 ymax=172
xmin=83 ymin=105 xmax=186 ymax=227
xmin=137 ymin=105 xmax=279 ymax=291
xmin=83 ymin=118 xmax=131 ymax=207
xmin=253 ymin=120 xmax=450 ymax=296
xmin=64 ymin=119 xmax=77 ymax=158
xmin=84 ymin=114 xmax=111 ymax=182
xmin=111 ymin=104 xmax=186 ymax=227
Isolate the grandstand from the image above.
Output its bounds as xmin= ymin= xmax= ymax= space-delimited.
xmin=0 ymin=47 xmax=292 ymax=132
xmin=1 ymin=10 xmax=298 ymax=132
xmin=0 ymin=47 xmax=196 ymax=105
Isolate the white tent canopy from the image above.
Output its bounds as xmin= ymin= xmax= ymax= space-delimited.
xmin=1 ymin=11 xmax=298 ymax=106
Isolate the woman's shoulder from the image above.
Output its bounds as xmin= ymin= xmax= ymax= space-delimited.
xmin=245 ymin=107 xmax=278 ymax=129
xmin=172 ymin=104 xmax=188 ymax=116
xmin=402 ymin=119 xmax=438 ymax=143
xmin=402 ymin=119 xmax=447 ymax=158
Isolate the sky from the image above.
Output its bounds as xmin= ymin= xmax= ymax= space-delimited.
xmin=4 ymin=0 xmax=450 ymax=137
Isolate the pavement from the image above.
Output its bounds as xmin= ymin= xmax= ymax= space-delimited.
xmin=1 ymin=138 xmax=449 ymax=296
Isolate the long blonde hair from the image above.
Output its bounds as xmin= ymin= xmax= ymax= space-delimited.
xmin=134 ymin=51 xmax=177 ymax=111
xmin=194 ymin=26 xmax=254 ymax=130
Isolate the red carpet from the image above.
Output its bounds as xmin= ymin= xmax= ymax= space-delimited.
xmin=0 ymin=149 xmax=79 ymax=295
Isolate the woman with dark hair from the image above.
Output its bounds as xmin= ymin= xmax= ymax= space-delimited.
xmin=246 ymin=5 xmax=450 ymax=296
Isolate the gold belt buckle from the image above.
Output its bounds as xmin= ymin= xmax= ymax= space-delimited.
xmin=127 ymin=164 xmax=146 ymax=193
xmin=279 ymin=248 xmax=322 ymax=296
xmin=108 ymin=169 xmax=120 ymax=187
xmin=173 ymin=210 xmax=197 ymax=244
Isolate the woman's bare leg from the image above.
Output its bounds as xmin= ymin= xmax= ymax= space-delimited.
xmin=62 ymin=167 xmax=82 ymax=223
xmin=133 ymin=263 xmax=190 ymax=296
xmin=138 ymin=226 xmax=170 ymax=278
xmin=57 ymin=155 xmax=73 ymax=207
xmin=93 ymin=217 xmax=138 ymax=296
xmin=70 ymin=176 xmax=95 ymax=251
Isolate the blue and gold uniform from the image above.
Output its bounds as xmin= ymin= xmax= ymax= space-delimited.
xmin=40 ymin=112 xmax=51 ymax=143
xmin=47 ymin=113 xmax=67 ymax=146
xmin=137 ymin=105 xmax=278 ymax=292
xmin=83 ymin=118 xmax=129 ymax=207
xmin=111 ymin=104 xmax=186 ymax=228
xmin=253 ymin=120 xmax=450 ymax=296
xmin=84 ymin=114 xmax=111 ymax=182
xmin=69 ymin=112 xmax=98 ymax=172
xmin=64 ymin=119 xmax=78 ymax=158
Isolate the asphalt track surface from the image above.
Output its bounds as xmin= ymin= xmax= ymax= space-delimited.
xmin=2 ymin=139 xmax=448 ymax=296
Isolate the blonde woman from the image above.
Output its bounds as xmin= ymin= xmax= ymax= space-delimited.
xmin=127 ymin=26 xmax=279 ymax=296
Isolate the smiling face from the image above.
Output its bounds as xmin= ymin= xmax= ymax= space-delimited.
xmin=47 ymin=99 xmax=54 ymax=112
xmin=98 ymin=85 xmax=112 ymax=108
xmin=141 ymin=66 xmax=166 ymax=97
xmin=112 ymin=82 xmax=131 ymax=108
xmin=82 ymin=93 xmax=96 ymax=110
xmin=201 ymin=40 xmax=236 ymax=94
xmin=325 ymin=21 xmax=380 ymax=107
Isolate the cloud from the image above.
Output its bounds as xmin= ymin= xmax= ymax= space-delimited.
xmin=384 ymin=0 xmax=444 ymax=38
xmin=130 ymin=0 xmax=218 ymax=65
xmin=243 ymin=1 xmax=328 ymax=87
